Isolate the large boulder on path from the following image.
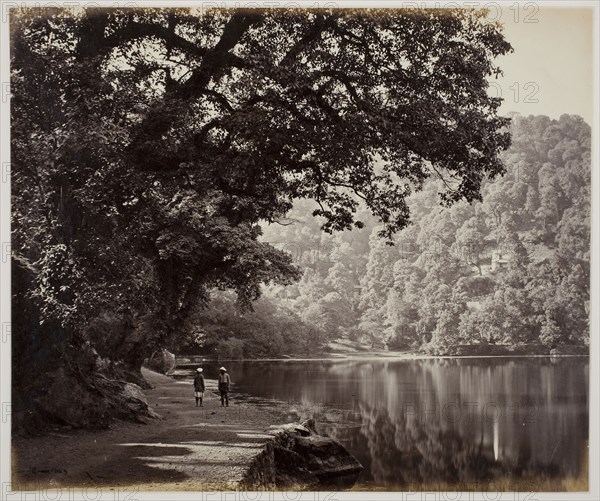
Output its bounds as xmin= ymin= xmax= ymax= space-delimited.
xmin=143 ymin=349 xmax=176 ymax=375
xmin=121 ymin=382 xmax=160 ymax=419
xmin=25 ymin=367 xmax=159 ymax=431
xmin=39 ymin=367 xmax=113 ymax=429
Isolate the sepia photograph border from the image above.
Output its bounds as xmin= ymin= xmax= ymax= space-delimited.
xmin=0 ymin=1 xmax=598 ymax=500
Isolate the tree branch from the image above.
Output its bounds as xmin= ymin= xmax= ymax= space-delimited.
xmin=280 ymin=14 xmax=330 ymax=67
xmin=178 ymin=12 xmax=262 ymax=96
xmin=103 ymin=21 xmax=208 ymax=59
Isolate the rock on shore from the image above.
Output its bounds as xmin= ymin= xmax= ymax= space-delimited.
xmin=242 ymin=420 xmax=363 ymax=490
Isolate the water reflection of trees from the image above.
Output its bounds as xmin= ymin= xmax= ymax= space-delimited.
xmin=317 ymin=358 xmax=588 ymax=488
xmin=337 ymin=403 xmax=556 ymax=487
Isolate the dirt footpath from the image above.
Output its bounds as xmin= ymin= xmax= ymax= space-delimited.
xmin=12 ymin=369 xmax=291 ymax=491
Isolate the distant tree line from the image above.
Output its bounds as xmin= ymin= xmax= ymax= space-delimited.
xmin=184 ymin=114 xmax=590 ymax=357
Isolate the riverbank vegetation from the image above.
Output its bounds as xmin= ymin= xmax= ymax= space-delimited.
xmin=178 ymin=114 xmax=590 ymax=358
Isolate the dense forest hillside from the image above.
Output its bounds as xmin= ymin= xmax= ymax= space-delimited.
xmin=178 ymin=114 xmax=590 ymax=357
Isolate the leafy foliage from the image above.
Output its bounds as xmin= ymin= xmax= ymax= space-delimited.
xmin=257 ymin=114 xmax=590 ymax=355
xmin=12 ymin=7 xmax=512 ymax=369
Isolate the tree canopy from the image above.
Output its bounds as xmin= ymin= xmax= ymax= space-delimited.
xmin=12 ymin=6 xmax=511 ymax=336
xmin=11 ymin=7 xmax=513 ymax=427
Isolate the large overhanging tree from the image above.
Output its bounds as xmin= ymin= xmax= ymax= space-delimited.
xmin=11 ymin=7 xmax=512 ymax=428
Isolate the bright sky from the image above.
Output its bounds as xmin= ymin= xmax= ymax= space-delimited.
xmin=493 ymin=7 xmax=594 ymax=124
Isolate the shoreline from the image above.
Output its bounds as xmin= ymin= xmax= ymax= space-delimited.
xmin=176 ymin=353 xmax=590 ymax=363
xmin=11 ymin=369 xmax=300 ymax=491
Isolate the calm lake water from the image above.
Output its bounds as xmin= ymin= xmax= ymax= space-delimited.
xmin=177 ymin=357 xmax=588 ymax=489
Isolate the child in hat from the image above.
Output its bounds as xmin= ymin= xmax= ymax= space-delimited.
xmin=193 ymin=368 xmax=205 ymax=407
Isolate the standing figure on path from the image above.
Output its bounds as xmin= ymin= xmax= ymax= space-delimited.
xmin=193 ymin=368 xmax=205 ymax=407
xmin=218 ymin=367 xmax=230 ymax=407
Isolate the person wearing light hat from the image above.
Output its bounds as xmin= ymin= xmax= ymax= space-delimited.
xmin=193 ymin=368 xmax=205 ymax=407
xmin=218 ymin=367 xmax=231 ymax=407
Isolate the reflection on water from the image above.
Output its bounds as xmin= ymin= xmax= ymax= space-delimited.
xmin=179 ymin=357 xmax=588 ymax=489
